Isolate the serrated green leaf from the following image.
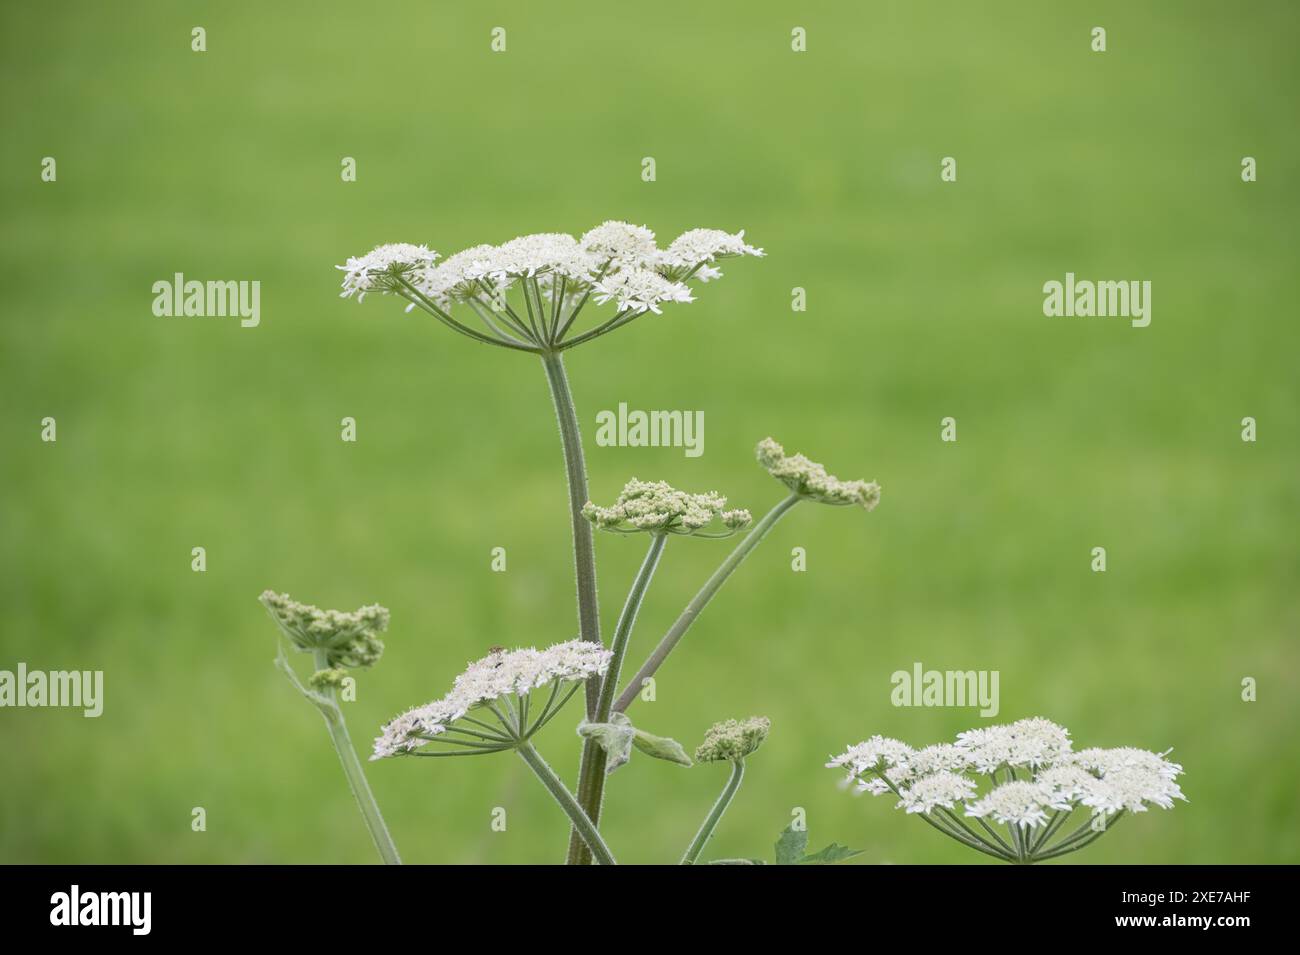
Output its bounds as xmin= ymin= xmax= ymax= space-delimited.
xmin=631 ymin=727 xmax=693 ymax=766
xmin=774 ymin=824 xmax=809 ymax=865
xmin=577 ymin=714 xmax=635 ymax=774
xmin=799 ymin=843 xmax=865 ymax=865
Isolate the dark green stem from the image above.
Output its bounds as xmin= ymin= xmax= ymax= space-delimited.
xmin=571 ymin=533 xmax=667 ymax=863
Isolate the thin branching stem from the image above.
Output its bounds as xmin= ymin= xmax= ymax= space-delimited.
xmin=681 ymin=760 xmax=745 ymax=864
xmin=310 ymin=649 xmax=401 ymax=865
xmin=516 ymin=741 xmax=616 ymax=865
xmin=396 ymin=280 xmax=536 ymax=353
xmin=573 ymin=533 xmax=668 ymax=864
xmin=614 ymin=494 xmax=801 ymax=714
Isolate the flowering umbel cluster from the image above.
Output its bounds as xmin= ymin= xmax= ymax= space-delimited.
xmin=828 ymin=718 xmax=1186 ymax=863
xmin=583 ymin=479 xmax=752 ymax=537
xmin=373 ymin=640 xmax=613 ymax=759
xmin=757 ymin=437 xmax=881 ymax=509
xmin=337 ymin=222 xmax=764 ymax=352
xmin=259 ymin=590 xmax=389 ymax=687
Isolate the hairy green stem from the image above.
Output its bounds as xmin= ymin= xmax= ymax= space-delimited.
xmin=571 ymin=533 xmax=668 ymax=863
xmin=681 ymin=760 xmax=745 ymax=864
xmin=311 ymin=650 xmax=401 ymax=865
xmin=600 ymin=534 xmax=668 ymax=722
xmin=540 ymin=352 xmax=602 ymax=711
xmin=516 ymin=741 xmax=616 ymax=865
xmin=614 ymin=494 xmax=801 ymax=714
xmin=541 ymin=350 xmax=606 ymax=865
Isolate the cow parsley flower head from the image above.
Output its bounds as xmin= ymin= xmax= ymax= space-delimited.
xmin=756 ymin=437 xmax=881 ymax=509
xmin=259 ymin=590 xmax=389 ymax=670
xmin=695 ymin=716 xmax=771 ymax=763
xmin=591 ymin=268 xmax=694 ymax=314
xmin=336 ymin=243 xmax=439 ymax=301
xmin=372 ymin=639 xmax=611 ymax=760
xmin=410 ymin=243 xmax=498 ymax=306
xmin=827 ymin=735 xmax=914 ymax=782
xmin=828 ymin=719 xmax=1186 ymax=863
xmin=656 ymin=228 xmax=765 ymax=281
xmin=483 ymin=233 xmax=594 ymax=283
xmin=337 ymin=221 xmax=760 ymax=352
xmin=893 ymin=743 xmax=971 ymax=784
xmin=581 ymin=220 xmax=659 ymax=269
xmin=1034 ymin=764 xmax=1100 ymax=807
xmin=955 ymin=717 xmax=1073 ymax=773
xmin=897 ymin=771 xmax=978 ymax=815
xmin=965 ymin=780 xmax=1054 ymax=829
xmin=1070 ymin=748 xmax=1187 ymax=813
xmin=583 ymin=479 xmax=752 ymax=537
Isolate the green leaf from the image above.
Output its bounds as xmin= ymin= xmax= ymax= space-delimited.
xmin=631 ymin=728 xmax=693 ymax=767
xmin=774 ymin=824 xmax=809 ymax=865
xmin=799 ymin=843 xmax=865 ymax=865
xmin=577 ymin=714 xmax=635 ymax=774
xmin=705 ymin=858 xmax=767 ymax=865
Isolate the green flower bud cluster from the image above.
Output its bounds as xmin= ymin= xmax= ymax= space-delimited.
xmin=259 ymin=590 xmax=389 ymax=670
xmin=695 ymin=716 xmax=771 ymax=763
xmin=756 ymin=437 xmax=880 ymax=509
xmin=308 ymin=667 xmax=350 ymax=690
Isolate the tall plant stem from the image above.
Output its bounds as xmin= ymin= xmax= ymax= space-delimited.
xmin=571 ymin=533 xmax=668 ymax=864
xmin=681 ymin=760 xmax=745 ymax=864
xmin=540 ymin=351 xmax=602 ymax=714
xmin=542 ymin=350 xmax=607 ymax=865
xmin=517 ymin=741 xmax=617 ymax=865
xmin=312 ymin=650 xmax=402 ymax=865
xmin=614 ymin=494 xmax=801 ymax=714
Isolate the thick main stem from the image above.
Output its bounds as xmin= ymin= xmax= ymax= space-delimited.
xmin=681 ymin=760 xmax=745 ymax=864
xmin=541 ymin=350 xmax=607 ymax=865
xmin=541 ymin=351 xmax=602 ymax=715
xmin=517 ymin=741 xmax=617 ymax=865
xmin=313 ymin=651 xmax=402 ymax=865
xmin=571 ymin=533 xmax=668 ymax=864
xmin=614 ymin=494 xmax=801 ymax=714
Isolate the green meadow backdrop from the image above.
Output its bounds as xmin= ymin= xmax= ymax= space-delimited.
xmin=1 ymin=1 xmax=1296 ymax=863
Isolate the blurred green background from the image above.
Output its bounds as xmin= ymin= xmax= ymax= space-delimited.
xmin=2 ymin=1 xmax=1297 ymax=864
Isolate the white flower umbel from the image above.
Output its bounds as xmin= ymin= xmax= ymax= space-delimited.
xmin=829 ymin=718 xmax=1187 ymax=864
xmin=336 ymin=221 xmax=760 ymax=353
xmin=899 ymin=771 xmax=979 ymax=815
xmin=583 ymin=479 xmax=752 ymax=538
xmin=373 ymin=639 xmax=612 ymax=759
xmin=337 ymin=243 xmax=439 ymax=302
xmin=965 ymin=780 xmax=1054 ymax=829
xmin=955 ymin=716 xmax=1073 ymax=773
xmin=374 ymin=639 xmax=617 ymax=864
xmin=580 ymin=220 xmax=659 ymax=269
xmin=259 ymin=590 xmax=401 ymax=864
xmin=590 ymin=268 xmax=694 ymax=315
xmin=655 ymin=227 xmax=764 ymax=281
